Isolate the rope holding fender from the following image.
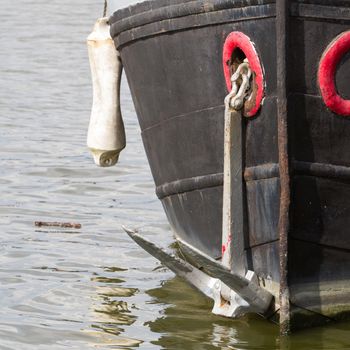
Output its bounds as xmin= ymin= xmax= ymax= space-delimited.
xmin=103 ymin=0 xmax=108 ymax=17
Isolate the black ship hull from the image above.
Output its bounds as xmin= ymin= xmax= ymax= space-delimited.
xmin=109 ymin=0 xmax=350 ymax=331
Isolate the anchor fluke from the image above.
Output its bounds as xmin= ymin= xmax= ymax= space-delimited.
xmin=122 ymin=227 xmax=273 ymax=318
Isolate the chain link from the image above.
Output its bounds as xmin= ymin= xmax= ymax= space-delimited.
xmin=224 ymin=59 xmax=252 ymax=112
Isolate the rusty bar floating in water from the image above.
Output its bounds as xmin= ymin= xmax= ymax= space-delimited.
xmin=35 ymin=222 xmax=82 ymax=229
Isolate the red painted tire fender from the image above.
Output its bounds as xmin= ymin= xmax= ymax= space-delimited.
xmin=223 ymin=32 xmax=265 ymax=117
xmin=318 ymin=31 xmax=350 ymax=117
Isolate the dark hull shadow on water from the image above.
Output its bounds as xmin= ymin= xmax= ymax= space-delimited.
xmin=146 ymin=277 xmax=279 ymax=350
xmin=145 ymin=276 xmax=350 ymax=350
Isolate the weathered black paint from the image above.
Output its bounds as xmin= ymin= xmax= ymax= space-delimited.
xmin=288 ymin=0 xmax=350 ymax=329
xmin=110 ymin=0 xmax=350 ymax=330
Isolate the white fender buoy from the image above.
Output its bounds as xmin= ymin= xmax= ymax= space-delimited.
xmin=87 ymin=17 xmax=126 ymax=167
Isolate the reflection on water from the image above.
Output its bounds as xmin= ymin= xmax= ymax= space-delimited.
xmin=1 ymin=0 xmax=350 ymax=349
xmin=146 ymin=276 xmax=350 ymax=350
xmin=147 ymin=278 xmax=279 ymax=350
xmin=90 ymin=271 xmax=140 ymax=348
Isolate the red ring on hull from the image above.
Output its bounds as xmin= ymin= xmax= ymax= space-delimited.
xmin=223 ymin=32 xmax=264 ymax=117
xmin=318 ymin=31 xmax=350 ymax=117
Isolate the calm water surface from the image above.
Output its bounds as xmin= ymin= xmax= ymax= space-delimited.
xmin=1 ymin=1 xmax=350 ymax=349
